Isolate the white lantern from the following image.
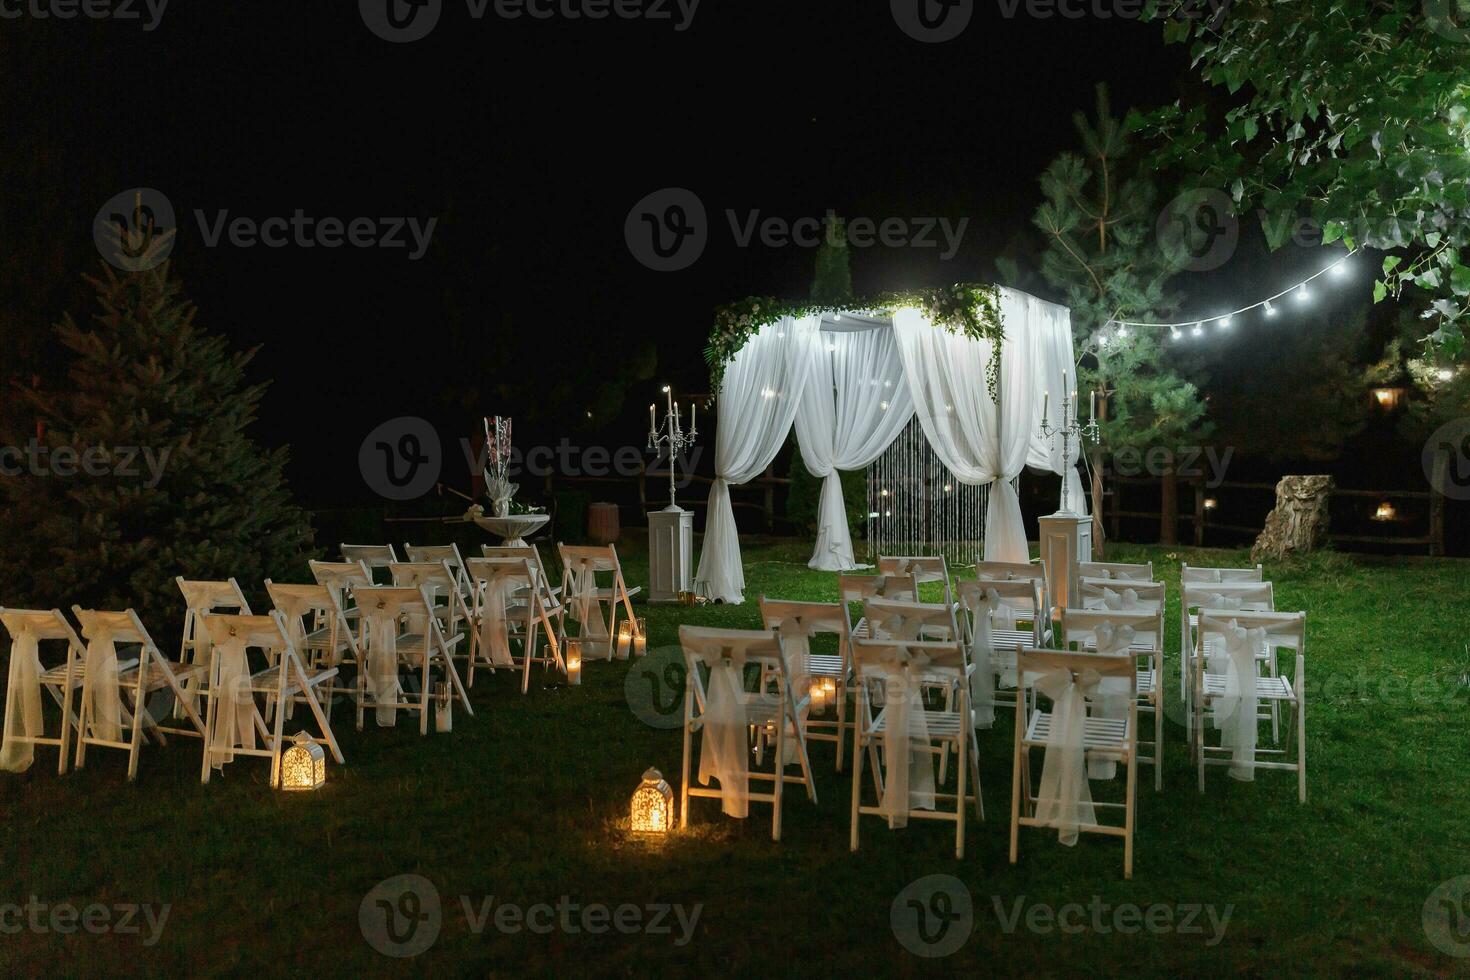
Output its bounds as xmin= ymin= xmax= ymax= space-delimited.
xmin=617 ymin=621 xmax=633 ymax=660
xmin=634 ymin=616 xmax=648 ymax=657
xmin=279 ymin=732 xmax=325 ymax=791
xmin=630 ymin=768 xmax=674 ymax=835
xmin=566 ymin=639 xmax=583 ymax=685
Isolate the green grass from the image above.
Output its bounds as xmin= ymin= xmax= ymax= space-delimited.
xmin=2 ymin=539 xmax=1468 ymax=977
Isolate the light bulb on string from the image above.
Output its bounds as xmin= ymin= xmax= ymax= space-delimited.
xmin=1218 ymin=315 xmax=1232 ymax=329
xmin=1117 ymin=326 xmax=1130 ymax=339
xmin=1297 ymin=284 xmax=1311 ymax=303
xmin=1331 ymin=258 xmax=1349 ymax=277
xmin=1264 ymin=300 xmax=1277 ymax=317
xmin=1171 ymin=326 xmax=1182 ymax=340
xmin=1191 ymin=322 xmax=1203 ymax=337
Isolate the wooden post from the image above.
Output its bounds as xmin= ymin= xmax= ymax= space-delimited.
xmin=1193 ymin=476 xmax=1206 ymax=547
xmin=1090 ymin=387 xmax=1108 ymax=560
xmin=1160 ymin=456 xmax=1179 ymax=546
xmin=1430 ymin=449 xmax=1447 ymax=558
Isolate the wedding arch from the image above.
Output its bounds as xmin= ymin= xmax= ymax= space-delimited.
xmin=694 ymin=284 xmax=1084 ymax=604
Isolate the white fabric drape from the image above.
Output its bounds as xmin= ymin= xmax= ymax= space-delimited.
xmin=1033 ymin=667 xmax=1101 ymax=846
xmin=363 ymin=607 xmax=401 ymax=727
xmin=479 ymin=578 xmax=516 ymax=668
xmin=569 ymin=561 xmax=611 ymax=660
xmin=210 ymin=637 xmax=256 ymax=769
xmin=1 ymin=630 xmax=44 ymax=772
xmin=698 ymin=656 xmax=750 ymax=817
xmin=1211 ymin=620 xmax=1264 ymax=781
xmin=794 ymin=326 xmax=915 ymax=570
xmin=696 ymin=316 xmax=820 ymax=603
xmin=1024 ymin=296 xmax=1087 ymax=515
xmin=878 ymin=660 xmax=935 ymax=827
xmin=82 ymin=632 xmax=123 ymax=743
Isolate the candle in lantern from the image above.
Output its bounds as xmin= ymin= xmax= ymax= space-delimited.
xmin=634 ymin=617 xmax=647 ymax=656
xmin=1091 ymin=389 xmax=1097 ymax=419
xmin=616 ymin=621 xmax=633 ymax=660
xmin=690 ymin=400 xmax=696 ymax=432
xmin=1042 ymin=390 xmax=1049 ymax=426
xmin=650 ymin=403 xmax=656 ymax=432
xmin=566 ymin=639 xmax=583 ymax=685
xmin=809 ymin=681 xmax=828 ymax=712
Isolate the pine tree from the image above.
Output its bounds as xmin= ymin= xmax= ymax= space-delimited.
xmin=1026 ymin=84 xmax=1209 ymax=548
xmin=0 ymin=262 xmax=313 ymax=635
xmin=810 ymin=213 xmax=853 ymax=305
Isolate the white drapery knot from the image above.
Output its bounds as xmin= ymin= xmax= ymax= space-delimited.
xmin=968 ymin=588 xmax=1004 ymax=730
xmin=1033 ymin=665 xmax=1103 ymax=845
xmin=874 ymin=648 xmax=937 ymax=828
xmin=0 ymin=629 xmax=44 ymax=772
xmin=363 ymin=602 xmax=402 ymax=727
xmin=1199 ymin=593 xmax=1244 ymax=611
xmin=697 ymin=649 xmax=751 ymax=818
xmin=82 ymin=630 xmax=123 ymax=743
xmin=479 ymin=576 xmax=516 ymax=668
xmin=1101 ymin=587 xmax=1140 ymax=611
xmin=210 ymin=634 xmax=256 ymax=769
xmin=1211 ymin=619 xmax=1266 ymax=782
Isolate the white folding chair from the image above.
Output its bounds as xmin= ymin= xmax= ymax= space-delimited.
xmin=1079 ymin=577 xmax=1166 ymax=614
xmin=1078 ymin=560 xmax=1155 ymax=582
xmin=975 ymin=559 xmax=1053 ymax=624
xmin=1181 ymin=562 xmax=1263 ymax=584
xmin=956 ymin=578 xmax=1048 ymax=722
xmin=404 ymin=543 xmax=475 ymax=610
xmin=557 ymin=543 xmax=640 ymax=662
xmin=483 ymin=544 xmax=562 ymax=607
xmin=1192 ymin=612 xmax=1307 ymax=802
xmin=71 ymin=607 xmax=209 ymax=780
xmin=849 ymin=637 xmax=981 ymax=858
xmin=464 ymin=557 xmax=564 ymax=692
xmin=0 ymin=608 xmax=86 ymax=775
xmin=837 ymin=572 xmax=918 ymax=650
xmin=341 ymin=544 xmax=399 ymax=583
xmin=759 ymin=598 xmax=851 ymax=771
xmin=389 ymin=560 xmax=473 ymax=653
xmin=678 ymin=625 xmax=816 ymax=841
xmin=876 ymin=555 xmax=954 ymax=609
xmin=176 ymin=577 xmax=252 ymax=718
xmin=1180 ymin=580 xmax=1277 ymax=717
xmin=1010 ymin=646 xmax=1138 ymax=878
xmin=198 ymin=611 xmax=343 ymax=786
xmin=309 ymin=559 xmax=373 ymax=628
xmin=1062 ymin=607 xmax=1164 ymax=791
xmin=265 ymin=580 xmax=362 ymax=721
xmin=348 ymin=584 xmax=472 ymax=734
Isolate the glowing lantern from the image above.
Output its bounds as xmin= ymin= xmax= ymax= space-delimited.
xmin=566 ymin=639 xmax=583 ymax=685
xmin=634 ymin=617 xmax=647 ymax=656
xmin=630 ymin=767 xmax=674 ymax=835
xmin=279 ymin=732 xmax=325 ymax=791
xmin=1203 ymin=497 xmax=1218 ymax=511
xmin=617 ymin=621 xmax=633 ymax=660
xmin=1374 ymin=501 xmax=1397 ymax=522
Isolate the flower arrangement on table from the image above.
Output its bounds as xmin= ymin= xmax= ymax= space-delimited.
xmin=483 ymin=415 xmax=516 ymax=517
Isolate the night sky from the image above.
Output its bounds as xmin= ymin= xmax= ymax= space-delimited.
xmin=6 ymin=3 xmax=1363 ymax=509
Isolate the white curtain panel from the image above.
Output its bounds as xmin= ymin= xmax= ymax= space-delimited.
xmin=695 ymin=316 xmax=820 ymax=603
xmin=794 ymin=326 xmax=915 ymax=570
xmin=1024 ymin=297 xmax=1087 ymax=515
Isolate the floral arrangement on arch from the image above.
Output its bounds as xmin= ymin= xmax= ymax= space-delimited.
xmin=704 ymin=283 xmax=1006 ymax=399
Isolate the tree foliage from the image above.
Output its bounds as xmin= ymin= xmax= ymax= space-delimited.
xmin=1139 ymin=0 xmax=1470 ymax=362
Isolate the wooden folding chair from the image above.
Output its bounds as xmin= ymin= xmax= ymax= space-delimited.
xmin=265 ymin=580 xmax=362 ymax=721
xmin=1010 ymin=646 xmax=1138 ymax=878
xmin=1180 ymin=580 xmax=1276 ymax=720
xmin=71 ymin=607 xmax=209 ymax=781
xmin=975 ymin=559 xmax=1052 ymax=621
xmin=464 ymin=557 xmax=564 ymax=692
xmin=389 ymin=560 xmax=473 ymax=655
xmin=1062 ymin=607 xmax=1164 ymax=792
xmin=404 ymin=543 xmax=475 ymax=610
xmin=876 ymin=555 xmax=955 ymax=609
xmin=1078 ymin=560 xmax=1155 ymax=582
xmin=759 ymin=598 xmax=850 ymax=771
xmin=849 ymin=637 xmax=981 ymax=858
xmin=557 ymin=543 xmax=640 ymax=662
xmin=678 ymin=625 xmax=816 ymax=841
xmin=341 ymin=544 xmax=399 ymax=584
xmin=176 ymin=577 xmax=252 ymax=719
xmin=349 ymin=585 xmax=472 ymax=735
xmin=837 ymin=572 xmax=917 ymax=650
xmin=1193 ymin=611 xmax=1307 ymax=802
xmin=1078 ymin=578 xmax=1166 ymax=614
xmin=0 ymin=608 xmax=86 ymax=775
xmin=483 ymin=544 xmax=562 ymax=607
xmin=956 ymin=578 xmax=1049 ymax=718
xmin=198 ymin=611 xmax=344 ymax=786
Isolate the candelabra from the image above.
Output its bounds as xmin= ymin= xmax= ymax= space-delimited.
xmin=1039 ymin=386 xmax=1099 ymax=516
xmin=647 ymin=386 xmax=698 ymax=511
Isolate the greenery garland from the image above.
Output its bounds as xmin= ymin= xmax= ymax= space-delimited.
xmin=704 ymin=283 xmax=1006 ymax=398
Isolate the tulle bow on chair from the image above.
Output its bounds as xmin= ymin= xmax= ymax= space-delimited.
xmin=968 ymin=588 xmax=1004 ymax=729
xmin=1033 ymin=665 xmax=1104 ymax=846
xmin=1102 ymin=587 xmax=1140 ymax=611
xmin=0 ymin=629 xmax=44 ymax=772
xmin=1085 ymin=623 xmax=1135 ymax=780
xmin=82 ymin=627 xmax=124 ymax=743
xmin=210 ymin=631 xmax=256 ymax=769
xmin=876 ymin=646 xmax=936 ymax=829
xmin=697 ymin=648 xmax=751 ymax=818
xmin=1212 ymin=619 xmax=1266 ymax=781
xmin=363 ymin=599 xmax=402 ymax=727
xmin=479 ymin=576 xmax=516 ymax=668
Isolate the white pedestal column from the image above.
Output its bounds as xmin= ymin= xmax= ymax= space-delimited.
xmin=648 ymin=506 xmax=693 ymax=603
xmin=1037 ymin=510 xmax=1092 ymax=617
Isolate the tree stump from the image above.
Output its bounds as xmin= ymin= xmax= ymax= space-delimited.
xmin=1252 ymin=475 xmax=1334 ymax=563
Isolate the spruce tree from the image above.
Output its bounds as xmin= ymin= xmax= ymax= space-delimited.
xmin=0 ymin=262 xmax=313 ymax=634
xmin=1025 ymin=84 xmax=1209 ymax=548
xmin=810 ymin=213 xmax=854 ymax=305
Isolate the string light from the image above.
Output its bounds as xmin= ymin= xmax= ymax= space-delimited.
xmin=1108 ymin=250 xmax=1355 ymax=339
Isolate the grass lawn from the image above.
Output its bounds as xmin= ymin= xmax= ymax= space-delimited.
xmin=2 ymin=538 xmax=1468 ymax=977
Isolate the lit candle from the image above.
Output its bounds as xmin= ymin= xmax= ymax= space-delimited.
xmin=617 ymin=621 xmax=633 ymax=660
xmin=1090 ymin=389 xmax=1097 ymax=419
xmin=650 ymin=403 xmax=656 ymax=432
xmin=666 ymin=385 xmax=674 ymax=422
xmin=690 ymin=400 xmax=696 ymax=432
xmin=634 ymin=617 xmax=647 ymax=656
xmin=1042 ymin=390 xmax=1049 ymax=425
xmin=566 ymin=640 xmax=583 ymax=686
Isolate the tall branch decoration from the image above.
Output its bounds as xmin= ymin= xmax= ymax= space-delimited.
xmin=483 ymin=415 xmax=516 ymax=518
